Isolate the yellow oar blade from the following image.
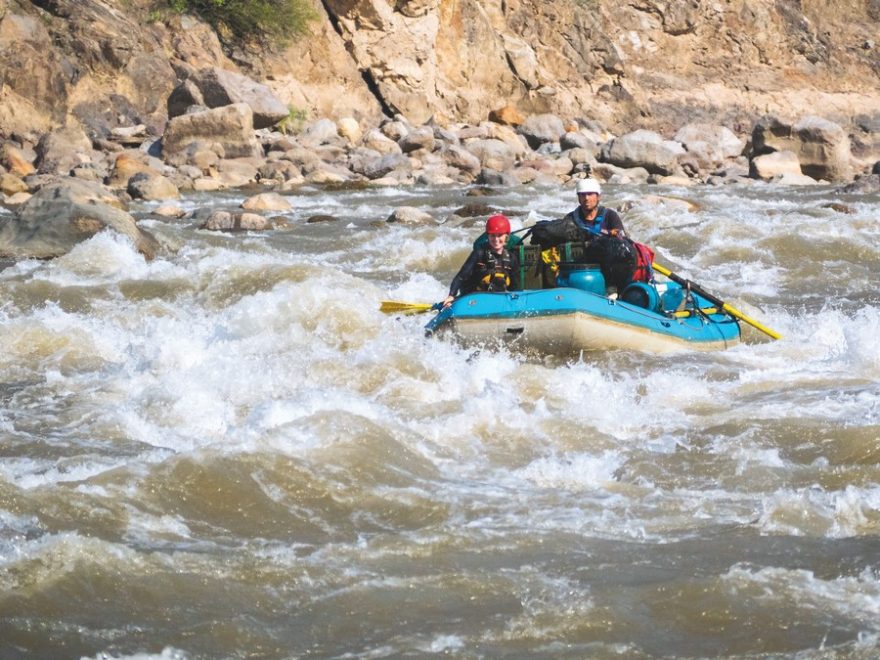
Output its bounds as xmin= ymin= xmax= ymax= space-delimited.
xmin=652 ymin=262 xmax=782 ymax=340
xmin=380 ymin=300 xmax=437 ymax=314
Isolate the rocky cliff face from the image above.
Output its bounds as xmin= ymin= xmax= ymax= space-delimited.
xmin=1 ymin=0 xmax=878 ymax=142
xmin=303 ymin=0 xmax=880 ymax=132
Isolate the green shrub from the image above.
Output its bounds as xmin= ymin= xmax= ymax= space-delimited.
xmin=278 ymin=106 xmax=309 ymax=134
xmin=168 ymin=0 xmax=318 ymax=45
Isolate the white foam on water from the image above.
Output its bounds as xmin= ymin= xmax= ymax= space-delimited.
xmin=843 ymin=305 xmax=880 ymax=378
xmin=0 ymin=300 xmax=127 ymax=371
xmin=83 ymin=647 xmax=191 ymax=660
xmin=243 ymin=387 xmax=389 ymax=449
xmin=5 ymin=456 xmax=123 ymax=490
xmin=124 ymin=511 xmax=194 ymax=546
xmin=722 ymin=564 xmax=880 ymax=626
xmin=1 ymin=182 xmax=878 ymax=656
xmin=425 ymin=634 xmax=466 ymax=653
xmin=42 ymin=231 xmax=181 ymax=286
xmin=757 ymin=484 xmax=880 ymax=537
xmin=49 ymin=231 xmax=148 ymax=279
xmin=0 ymin=510 xmax=44 ymax=560
xmin=384 ymin=270 xmax=448 ymax=306
xmin=0 ymin=530 xmax=133 ymax=587
xmin=513 ymin=451 xmax=623 ymax=492
xmin=694 ymin=302 xmax=880 ymax=426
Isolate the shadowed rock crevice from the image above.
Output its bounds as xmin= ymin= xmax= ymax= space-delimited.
xmin=318 ymin=0 xmax=399 ymax=118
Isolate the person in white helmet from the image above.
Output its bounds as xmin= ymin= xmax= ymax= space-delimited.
xmin=566 ymin=178 xmax=633 ymax=292
xmin=529 ymin=178 xmax=636 ymax=293
xmin=529 ymin=178 xmax=627 ymax=246
xmin=564 ymin=178 xmax=626 ymax=240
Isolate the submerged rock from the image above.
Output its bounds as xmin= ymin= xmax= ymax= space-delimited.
xmin=0 ymin=178 xmax=159 ymax=259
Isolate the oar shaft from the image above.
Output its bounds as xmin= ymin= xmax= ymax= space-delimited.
xmin=671 ymin=307 xmax=718 ymax=318
xmin=652 ymin=263 xmax=720 ymax=305
xmin=652 ymin=262 xmax=781 ymax=340
xmin=720 ymin=302 xmax=782 ymax=340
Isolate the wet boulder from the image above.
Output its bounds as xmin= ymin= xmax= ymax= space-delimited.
xmin=0 ymin=178 xmax=158 ymax=259
xmin=201 ymin=210 xmax=270 ymax=231
xmin=127 ymin=172 xmax=180 ymax=201
xmin=361 ymin=152 xmax=412 ymax=180
xmin=477 ymin=168 xmax=521 ymax=186
xmin=518 ymin=113 xmax=566 ymax=149
xmin=215 ymin=157 xmax=262 ymax=188
xmin=464 ymin=139 xmax=516 ymax=172
xmin=750 ymin=150 xmax=802 ymax=180
xmin=601 ymin=129 xmax=686 ymax=176
xmin=34 ymin=125 xmax=95 ymax=175
xmin=771 ymin=171 xmax=818 ymax=185
xmin=241 ymin=192 xmax=292 ymax=212
xmin=840 ymin=173 xmax=880 ymax=193
xmin=257 ymin=159 xmax=302 ymax=184
xmin=752 ymin=115 xmax=853 ymax=182
xmin=674 ymin=123 xmax=745 ymax=172
xmin=791 ymin=116 xmax=853 ymax=182
xmin=386 ymin=206 xmax=435 ymax=225
xmin=850 ymin=115 xmax=880 ymax=173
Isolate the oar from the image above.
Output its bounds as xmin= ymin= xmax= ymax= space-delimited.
xmin=379 ymin=300 xmax=441 ymax=314
xmin=652 ymin=262 xmax=781 ymax=340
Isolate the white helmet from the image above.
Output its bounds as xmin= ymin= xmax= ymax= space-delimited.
xmin=575 ymin=178 xmax=601 ymax=195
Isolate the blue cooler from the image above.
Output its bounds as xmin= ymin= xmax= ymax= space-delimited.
xmin=556 ymin=264 xmax=605 ymax=295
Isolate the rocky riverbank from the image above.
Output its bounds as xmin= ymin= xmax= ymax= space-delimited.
xmin=2 ymin=61 xmax=880 ymax=260
xmin=1 ymin=1 xmax=879 ymax=259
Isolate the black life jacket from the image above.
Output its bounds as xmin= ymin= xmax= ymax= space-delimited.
xmin=476 ymin=247 xmax=513 ymax=292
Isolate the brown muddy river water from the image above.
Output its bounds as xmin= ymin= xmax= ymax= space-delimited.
xmin=0 ymin=182 xmax=879 ymax=658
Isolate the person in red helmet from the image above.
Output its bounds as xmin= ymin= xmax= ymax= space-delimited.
xmin=442 ymin=214 xmax=520 ymax=309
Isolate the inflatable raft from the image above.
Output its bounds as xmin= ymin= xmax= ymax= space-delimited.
xmin=425 ymin=257 xmax=741 ymax=354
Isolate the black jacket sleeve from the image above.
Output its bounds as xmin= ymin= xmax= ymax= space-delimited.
xmin=448 ymin=248 xmax=481 ymax=297
xmin=602 ymin=208 xmax=626 ymax=236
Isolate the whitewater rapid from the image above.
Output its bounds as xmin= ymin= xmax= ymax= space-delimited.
xmin=0 ymin=182 xmax=878 ymax=658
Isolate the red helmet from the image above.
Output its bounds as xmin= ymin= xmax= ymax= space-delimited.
xmin=485 ymin=214 xmax=511 ymax=235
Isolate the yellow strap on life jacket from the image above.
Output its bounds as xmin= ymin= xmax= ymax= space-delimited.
xmin=480 ymin=271 xmax=511 ymax=290
xmin=541 ymin=247 xmax=561 ymax=276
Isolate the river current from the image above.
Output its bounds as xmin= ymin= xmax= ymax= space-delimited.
xmin=0 ymin=182 xmax=878 ymax=659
